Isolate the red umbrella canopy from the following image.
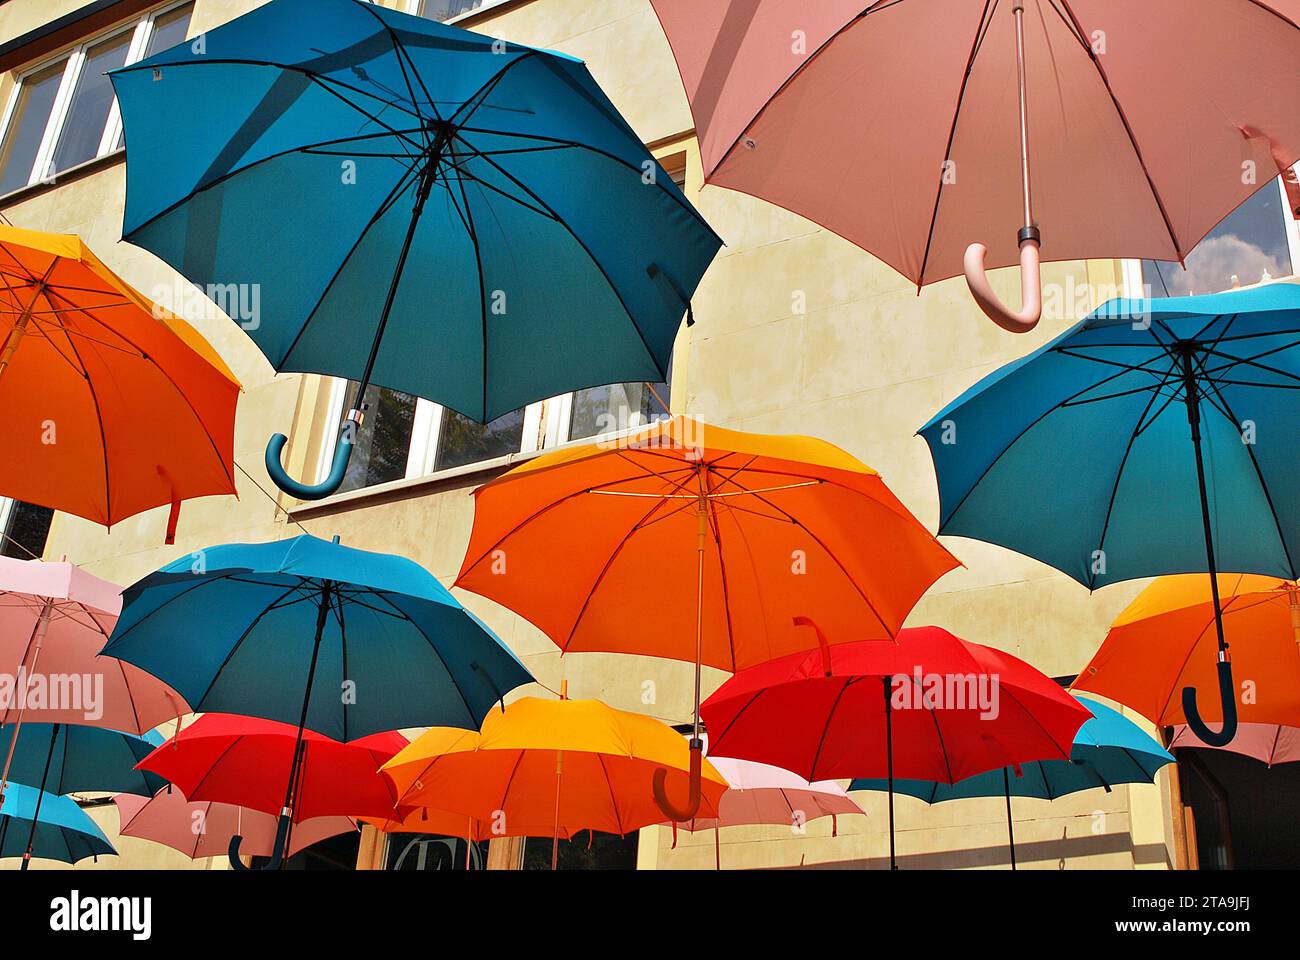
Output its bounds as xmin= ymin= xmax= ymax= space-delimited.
xmin=700 ymin=626 xmax=1088 ymax=783
xmin=135 ymin=715 xmax=406 ymax=822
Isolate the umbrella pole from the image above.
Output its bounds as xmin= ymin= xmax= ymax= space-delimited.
xmin=552 ymin=748 xmax=562 ymax=871
xmin=20 ymin=721 xmax=59 ymax=872
xmin=0 ymin=598 xmax=53 ymax=805
xmin=1178 ymin=353 xmax=1238 ymax=746
xmin=715 ymin=826 xmax=720 ymax=871
xmin=883 ymin=676 xmax=896 ymax=871
xmin=1003 ymin=768 xmax=1017 ymax=871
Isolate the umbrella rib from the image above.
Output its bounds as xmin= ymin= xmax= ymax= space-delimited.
xmin=595 ymin=752 xmax=625 ymax=837
xmin=449 ymin=51 xmax=539 ymax=130
xmin=189 ymin=583 xmax=309 ymax=712
xmin=48 ymin=306 xmax=114 ymax=526
xmin=443 ymin=140 xmax=492 ymax=421
xmin=333 ymin=589 xmax=350 ymax=745
xmin=354 ymin=0 xmax=434 ymax=135
xmin=183 ymin=736 xmax=247 ymax=807
xmin=704 ymin=473 xmax=741 ymax=672
xmin=807 ymin=679 xmax=851 ymax=780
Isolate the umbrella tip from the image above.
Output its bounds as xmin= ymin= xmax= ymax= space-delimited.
xmin=331 ymin=534 xmax=341 ymax=544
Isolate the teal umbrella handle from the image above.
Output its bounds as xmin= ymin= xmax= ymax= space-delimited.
xmin=265 ymin=420 xmax=354 ymax=501
xmin=227 ymin=813 xmax=289 ymax=871
xmin=1182 ymin=658 xmax=1238 ymax=747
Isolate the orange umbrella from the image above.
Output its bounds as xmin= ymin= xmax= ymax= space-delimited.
xmin=455 ymin=416 xmax=958 ymax=819
xmin=1074 ymin=574 xmax=1300 ymax=728
xmin=382 ymin=697 xmax=728 ymax=869
xmin=0 ymin=225 xmax=239 ymax=536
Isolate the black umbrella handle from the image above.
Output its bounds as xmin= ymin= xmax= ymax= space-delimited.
xmin=265 ymin=410 xmax=358 ymax=500
xmin=1182 ymin=658 xmax=1238 ymax=747
xmin=227 ymin=809 xmax=291 ymax=871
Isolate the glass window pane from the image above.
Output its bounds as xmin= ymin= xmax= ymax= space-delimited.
xmin=145 ymin=3 xmax=194 ymax=57
xmin=338 ymin=383 xmax=417 ymax=493
xmin=569 ymin=380 xmax=670 ymax=442
xmin=421 ymin=0 xmax=486 ymax=22
xmin=1144 ymin=183 xmax=1294 ymax=296
xmin=49 ymin=32 xmax=132 ymax=175
xmin=0 ymin=61 xmax=65 ymax=195
xmin=1 ymin=500 xmax=54 ymax=559
xmin=435 ymin=408 xmax=524 ymax=472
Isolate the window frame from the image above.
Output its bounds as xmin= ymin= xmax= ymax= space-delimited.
xmin=410 ymin=0 xmax=514 ymax=25
xmin=0 ymin=0 xmax=194 ymax=196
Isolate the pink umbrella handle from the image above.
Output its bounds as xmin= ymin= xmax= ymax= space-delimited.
xmin=963 ymin=230 xmax=1042 ymax=333
xmin=653 ymin=738 xmax=704 ymax=822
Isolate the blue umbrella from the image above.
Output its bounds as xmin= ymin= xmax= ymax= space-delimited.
xmin=852 ymin=696 xmax=1173 ymax=869
xmin=0 ymin=782 xmax=116 ymax=868
xmin=919 ymin=284 xmax=1300 ymax=746
xmin=110 ymin=0 xmax=722 ymax=500
xmin=101 ymin=534 xmax=532 ymax=869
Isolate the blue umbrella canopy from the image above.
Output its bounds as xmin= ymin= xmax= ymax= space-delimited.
xmin=919 ymin=284 xmax=1300 ymax=745
xmin=109 ymin=0 xmax=722 ymax=499
xmin=0 ymin=782 xmax=116 ymax=866
xmin=851 ymin=696 xmax=1174 ymax=802
xmin=2 ymin=724 xmax=165 ymax=798
xmin=101 ymin=535 xmax=533 ymax=742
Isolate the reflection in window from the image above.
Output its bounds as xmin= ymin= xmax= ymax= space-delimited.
xmin=338 ymin=383 xmax=417 ymax=493
xmin=421 ymin=0 xmax=487 ymax=22
xmin=1145 ymin=184 xmax=1294 ymax=296
xmin=145 ymin=3 xmax=194 ymax=57
xmin=49 ymin=32 xmax=132 ymax=176
xmin=0 ymin=500 xmax=54 ymax=559
xmin=0 ymin=62 xmax=64 ymax=194
xmin=569 ymin=380 xmax=670 ymax=442
xmin=386 ymin=832 xmax=483 ymax=870
xmin=435 ymin=408 xmax=525 ymax=472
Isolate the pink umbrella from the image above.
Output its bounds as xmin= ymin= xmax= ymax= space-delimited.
xmin=1171 ymin=723 xmax=1300 ymax=767
xmin=650 ymin=0 xmax=1300 ymax=331
xmin=114 ymin=788 xmax=358 ymax=861
xmin=0 ymin=555 xmax=188 ymax=804
xmin=667 ymin=756 xmax=864 ymax=869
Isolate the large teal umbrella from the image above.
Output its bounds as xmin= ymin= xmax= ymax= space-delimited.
xmin=110 ymin=0 xmax=721 ymax=500
xmin=0 ymin=782 xmax=116 ymax=868
xmin=851 ymin=697 xmax=1173 ymax=869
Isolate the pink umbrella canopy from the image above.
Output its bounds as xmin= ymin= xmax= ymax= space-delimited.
xmin=114 ymin=788 xmax=358 ymax=861
xmin=0 ymin=555 xmax=188 ymax=733
xmin=651 ymin=0 xmax=1300 ymax=328
xmin=673 ymin=756 xmax=863 ymax=833
xmin=1171 ymin=723 xmax=1300 ymax=767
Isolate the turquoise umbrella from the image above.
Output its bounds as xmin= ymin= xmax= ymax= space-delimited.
xmin=109 ymin=0 xmax=721 ymax=500
xmin=851 ymin=697 xmax=1173 ymax=869
xmin=0 ymin=782 xmax=116 ymax=868
xmin=919 ymin=285 xmax=1300 ymax=746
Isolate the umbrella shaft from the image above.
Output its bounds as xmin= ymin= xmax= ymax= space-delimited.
xmin=1013 ymin=0 xmax=1033 ymax=228
xmin=21 ymin=721 xmax=60 ymax=870
xmin=282 ymin=582 xmax=333 ymax=821
xmin=883 ymin=677 xmax=896 ymax=870
xmin=1180 ymin=357 xmax=1229 ymax=656
xmin=0 ymin=600 xmax=53 ymax=801
xmin=0 ymin=275 xmax=49 ymax=383
xmin=1004 ymin=769 xmax=1017 ymax=870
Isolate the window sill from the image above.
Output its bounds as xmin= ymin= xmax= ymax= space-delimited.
xmin=0 ymin=147 xmax=124 ymax=208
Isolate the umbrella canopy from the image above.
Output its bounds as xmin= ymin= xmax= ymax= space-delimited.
xmin=674 ymin=756 xmax=863 ymax=833
xmin=135 ymin=714 xmax=406 ymax=822
xmin=1074 ymin=574 xmax=1300 ymax=729
xmin=362 ymin=806 xmax=514 ymax=843
xmin=115 ymin=787 xmax=358 ymax=860
xmin=1170 ymin=723 xmax=1300 ymax=767
xmin=382 ymin=698 xmax=729 ymax=846
xmin=102 ymin=534 xmax=533 ymax=741
xmin=921 ymin=286 xmax=1300 ymax=745
xmin=456 ymin=415 xmax=956 ymax=822
xmin=650 ymin=0 xmax=1300 ymax=329
xmin=0 ymin=782 xmax=115 ymax=866
xmin=110 ymin=0 xmax=721 ymax=499
xmin=5 ymin=722 xmax=165 ymax=798
xmin=0 ymin=224 xmax=239 ymax=530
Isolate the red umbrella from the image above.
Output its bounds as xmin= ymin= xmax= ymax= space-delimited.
xmin=135 ymin=714 xmax=405 ymax=865
xmin=700 ymin=623 xmax=1088 ymax=867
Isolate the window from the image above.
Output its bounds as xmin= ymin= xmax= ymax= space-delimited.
xmin=1142 ymin=176 xmax=1300 ymax=296
xmin=418 ymin=0 xmax=490 ymax=22
xmin=0 ymin=498 xmax=53 ymax=560
xmin=0 ymin=2 xmax=194 ymax=195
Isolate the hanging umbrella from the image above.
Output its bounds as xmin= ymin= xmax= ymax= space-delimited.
xmin=109 ymin=0 xmax=722 ymax=501
xmin=455 ymin=415 xmax=958 ymax=823
xmin=851 ymin=696 xmax=1172 ymax=869
xmin=1074 ymin=573 xmax=1300 ymax=732
xmin=0 ymin=782 xmax=115 ymax=867
xmin=382 ymin=697 xmax=729 ymax=870
xmin=135 ymin=714 xmax=405 ymax=822
xmin=650 ymin=0 xmax=1300 ymax=331
xmin=0 ymin=224 xmax=238 ymax=533
xmin=0 ymin=555 xmax=188 ymax=811
xmin=700 ymin=625 xmax=1089 ymax=868
xmin=115 ymin=787 xmax=358 ymax=861
xmin=362 ymin=807 xmax=513 ymax=871
xmin=1170 ymin=723 xmax=1300 ymax=767
xmin=667 ymin=755 xmax=864 ymax=870
xmin=922 ymin=285 xmax=1300 ymax=745
xmin=101 ymin=534 xmax=532 ymax=868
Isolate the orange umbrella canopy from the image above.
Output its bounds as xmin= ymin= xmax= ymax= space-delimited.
xmin=382 ymin=698 xmax=728 ymax=837
xmin=456 ymin=416 xmax=958 ymax=671
xmin=1074 ymin=574 xmax=1300 ymax=728
xmin=0 ymin=225 xmax=239 ymax=529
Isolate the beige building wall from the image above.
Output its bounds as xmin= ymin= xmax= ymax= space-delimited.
xmin=0 ymin=0 xmax=1175 ymax=870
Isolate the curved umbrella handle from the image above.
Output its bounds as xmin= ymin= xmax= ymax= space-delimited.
xmin=265 ymin=415 xmax=356 ymax=501
xmin=1182 ymin=658 xmax=1239 ymax=747
xmin=653 ymin=737 xmax=703 ymax=822
xmin=227 ymin=810 xmax=291 ymax=871
xmin=963 ymin=228 xmax=1043 ymax=333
